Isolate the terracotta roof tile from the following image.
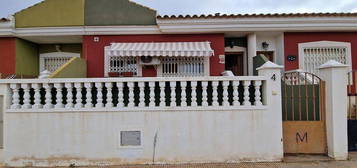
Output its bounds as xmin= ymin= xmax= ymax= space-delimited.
xmin=157 ymin=12 xmax=357 ymax=19
xmin=0 ymin=18 xmax=10 ymax=22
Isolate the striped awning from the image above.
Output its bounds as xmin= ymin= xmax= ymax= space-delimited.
xmin=107 ymin=42 xmax=214 ymax=57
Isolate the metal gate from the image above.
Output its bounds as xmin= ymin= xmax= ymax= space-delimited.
xmin=348 ymin=70 xmax=357 ymax=151
xmin=282 ymin=72 xmax=327 ymax=154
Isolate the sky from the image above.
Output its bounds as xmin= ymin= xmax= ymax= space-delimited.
xmin=1 ymin=0 xmax=357 ymax=18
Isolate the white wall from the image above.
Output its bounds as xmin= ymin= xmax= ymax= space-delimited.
xmin=4 ymin=109 xmax=283 ymax=167
xmin=0 ymin=65 xmax=284 ymax=167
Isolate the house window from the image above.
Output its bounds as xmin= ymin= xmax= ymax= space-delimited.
xmin=160 ymin=57 xmax=205 ymax=77
xmin=109 ymin=57 xmax=138 ymax=76
xmin=299 ymin=41 xmax=352 ymax=75
xmin=120 ymin=131 xmax=141 ymax=147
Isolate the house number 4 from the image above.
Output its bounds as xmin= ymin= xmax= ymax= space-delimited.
xmin=271 ymin=74 xmax=276 ymax=81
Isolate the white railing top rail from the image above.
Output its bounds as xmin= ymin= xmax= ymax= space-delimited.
xmin=0 ymin=76 xmax=267 ymax=84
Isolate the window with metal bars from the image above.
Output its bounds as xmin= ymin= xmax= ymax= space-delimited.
xmin=109 ymin=57 xmax=138 ymax=76
xmin=303 ymin=47 xmax=347 ymax=75
xmin=161 ymin=57 xmax=205 ymax=77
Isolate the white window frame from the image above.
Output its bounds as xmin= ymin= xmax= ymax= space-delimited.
xmin=298 ymin=41 xmax=352 ymax=73
xmin=39 ymin=52 xmax=80 ymax=72
xmin=104 ymin=46 xmax=142 ymax=77
xmin=224 ymin=46 xmax=248 ymax=76
xmin=157 ymin=57 xmax=209 ymax=77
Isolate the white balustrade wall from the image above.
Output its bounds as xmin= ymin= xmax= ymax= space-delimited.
xmin=5 ymin=76 xmax=266 ymax=111
xmin=0 ymin=63 xmax=284 ymax=167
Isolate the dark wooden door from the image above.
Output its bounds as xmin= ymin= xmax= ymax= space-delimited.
xmin=225 ymin=53 xmax=244 ymax=76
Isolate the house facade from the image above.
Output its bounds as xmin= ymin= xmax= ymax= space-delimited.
xmin=0 ymin=0 xmax=355 ymax=167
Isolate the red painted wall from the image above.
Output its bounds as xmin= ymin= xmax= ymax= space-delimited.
xmin=142 ymin=66 xmax=157 ymax=77
xmin=284 ymin=32 xmax=357 ymax=71
xmin=0 ymin=38 xmax=16 ymax=75
xmin=83 ymin=34 xmax=225 ymax=77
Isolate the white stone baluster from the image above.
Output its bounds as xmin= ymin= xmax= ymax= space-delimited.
xmin=95 ymin=82 xmax=104 ymax=108
xmin=32 ymin=83 xmax=43 ymax=109
xmin=232 ymin=80 xmax=240 ymax=106
xmin=21 ymin=83 xmax=31 ymax=109
xmin=243 ymin=80 xmax=251 ymax=106
xmin=212 ymin=81 xmax=219 ymax=106
xmin=149 ymin=82 xmax=155 ymax=107
xmin=65 ymin=83 xmax=74 ymax=108
xmin=74 ymin=83 xmax=83 ymax=108
xmin=180 ymin=81 xmax=187 ymax=107
xmin=127 ymin=82 xmax=135 ymax=107
xmin=10 ymin=84 xmax=20 ymax=109
xmin=159 ymin=82 xmax=166 ymax=107
xmin=43 ymin=83 xmax=54 ymax=109
xmin=84 ymin=83 xmax=93 ymax=108
xmin=191 ymin=81 xmax=197 ymax=107
xmin=54 ymin=83 xmax=64 ymax=108
xmin=254 ymin=80 xmax=263 ymax=106
xmin=117 ymin=82 xmax=124 ymax=108
xmin=138 ymin=82 xmax=145 ymax=107
xmin=222 ymin=81 xmax=230 ymax=106
xmin=170 ymin=82 xmax=177 ymax=106
xmin=201 ymin=81 xmax=208 ymax=107
xmin=105 ymin=82 xmax=113 ymax=108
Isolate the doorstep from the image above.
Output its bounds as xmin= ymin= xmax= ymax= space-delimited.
xmin=283 ymin=154 xmax=332 ymax=163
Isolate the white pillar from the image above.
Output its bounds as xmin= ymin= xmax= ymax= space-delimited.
xmin=257 ymin=61 xmax=284 ymax=159
xmin=318 ymin=60 xmax=349 ymax=160
xmin=248 ymin=33 xmax=257 ymax=76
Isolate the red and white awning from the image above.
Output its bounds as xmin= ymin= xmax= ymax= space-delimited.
xmin=107 ymin=42 xmax=214 ymax=57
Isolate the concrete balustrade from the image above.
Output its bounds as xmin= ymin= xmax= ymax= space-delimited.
xmin=3 ymin=76 xmax=267 ymax=112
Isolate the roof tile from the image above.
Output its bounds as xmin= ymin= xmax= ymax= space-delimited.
xmin=157 ymin=12 xmax=357 ymax=19
xmin=0 ymin=18 xmax=10 ymax=22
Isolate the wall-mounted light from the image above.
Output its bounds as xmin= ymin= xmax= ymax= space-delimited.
xmin=229 ymin=41 xmax=235 ymax=48
xmin=262 ymin=42 xmax=269 ymax=50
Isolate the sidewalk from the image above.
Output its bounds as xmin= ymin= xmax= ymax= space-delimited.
xmin=95 ymin=153 xmax=357 ymax=168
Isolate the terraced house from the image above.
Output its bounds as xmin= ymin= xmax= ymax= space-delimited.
xmin=0 ymin=0 xmax=356 ymax=167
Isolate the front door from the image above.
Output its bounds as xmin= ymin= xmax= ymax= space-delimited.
xmin=225 ymin=53 xmax=244 ymax=76
xmin=282 ymin=72 xmax=327 ymax=154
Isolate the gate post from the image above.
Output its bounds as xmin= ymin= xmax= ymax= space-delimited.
xmin=319 ymin=60 xmax=349 ymax=160
xmin=257 ymin=61 xmax=284 ymax=158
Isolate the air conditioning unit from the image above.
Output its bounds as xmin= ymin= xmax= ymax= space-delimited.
xmin=139 ymin=56 xmax=161 ymax=65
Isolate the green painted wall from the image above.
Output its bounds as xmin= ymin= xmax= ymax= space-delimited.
xmin=39 ymin=44 xmax=82 ymax=57
xmin=85 ymin=0 xmax=157 ymax=26
xmin=49 ymin=57 xmax=87 ymax=78
xmin=253 ymin=54 xmax=269 ymax=76
xmin=15 ymin=39 xmax=39 ymax=76
xmin=15 ymin=0 xmax=85 ymax=28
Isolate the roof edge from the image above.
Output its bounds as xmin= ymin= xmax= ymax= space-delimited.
xmin=157 ymin=12 xmax=357 ymax=19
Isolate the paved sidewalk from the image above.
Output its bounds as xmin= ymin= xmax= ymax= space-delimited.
xmin=87 ymin=153 xmax=357 ymax=168
xmin=8 ymin=153 xmax=355 ymax=168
